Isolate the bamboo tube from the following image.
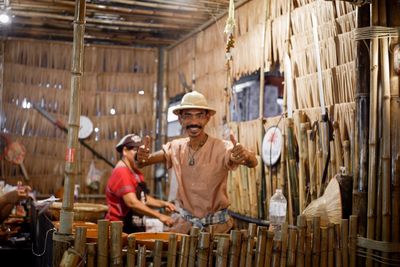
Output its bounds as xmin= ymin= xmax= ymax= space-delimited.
xmin=127 ymin=235 xmax=136 ymax=267
xmin=328 ymin=224 xmax=335 ymax=267
xmin=153 ymin=240 xmax=163 ymax=267
xmin=271 ymin=240 xmax=281 ymax=267
xmin=305 ymin=219 xmax=312 ymax=267
xmin=330 ymin=141 xmax=336 ymax=177
xmin=333 ymin=121 xmax=344 ymax=171
xmin=299 ymin=122 xmax=310 ymax=213
xmin=296 ymin=215 xmax=306 ymax=267
xmin=287 ymin=228 xmax=297 ymax=267
xmin=137 ymin=245 xmax=146 ymax=267
xmin=228 ymin=230 xmax=241 ymax=267
xmin=349 ymin=216 xmax=358 ymax=267
xmin=215 ymin=236 xmax=229 ymax=267
xmin=188 ymin=227 xmax=200 ymax=267
xmin=307 ymin=129 xmax=317 ymax=201
xmin=280 ymin=223 xmax=288 ymax=267
xmin=320 ymin=227 xmax=328 ymax=267
xmin=335 ymin=224 xmax=342 ymax=267
xmin=110 ymin=221 xmax=123 ymax=267
xmin=198 ymin=232 xmax=210 ymax=267
xmin=264 ymin=230 xmax=274 ymax=267
xmin=208 ymin=225 xmax=215 ymax=267
xmin=178 ymin=235 xmax=190 ymax=267
xmin=312 ymin=217 xmax=321 ymax=267
xmin=97 ymin=219 xmax=109 ymax=267
xmin=86 ymin=243 xmax=96 ymax=267
xmin=239 ymin=230 xmax=248 ymax=267
xmin=286 ymin=118 xmax=299 ymax=221
xmin=59 ymin=226 xmax=87 ymax=267
xmin=343 ymin=141 xmax=351 ymax=177
xmin=255 ymin=226 xmax=268 ymax=267
xmin=245 ymin=223 xmax=257 ymax=267
xmin=167 ymin=233 xmax=178 ymax=267
xmin=341 ymin=219 xmax=349 ymax=267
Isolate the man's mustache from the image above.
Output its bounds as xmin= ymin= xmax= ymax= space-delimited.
xmin=186 ymin=124 xmax=202 ymax=130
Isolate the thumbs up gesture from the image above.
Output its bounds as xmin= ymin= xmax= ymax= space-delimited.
xmin=229 ymin=133 xmax=245 ymax=164
xmin=136 ymin=135 xmax=151 ymax=164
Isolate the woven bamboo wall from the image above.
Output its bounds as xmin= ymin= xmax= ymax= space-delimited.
xmin=167 ymin=0 xmax=356 ymax=220
xmin=1 ymin=39 xmax=157 ymax=195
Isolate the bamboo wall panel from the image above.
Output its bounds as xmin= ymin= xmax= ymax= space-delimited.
xmin=1 ymin=39 xmax=156 ymax=194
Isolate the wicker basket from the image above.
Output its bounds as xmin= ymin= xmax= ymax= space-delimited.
xmin=49 ymin=202 xmax=108 ymax=223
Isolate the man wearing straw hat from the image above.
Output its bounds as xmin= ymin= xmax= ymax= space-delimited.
xmin=136 ymin=90 xmax=258 ymax=233
xmin=105 ymin=134 xmax=177 ymax=233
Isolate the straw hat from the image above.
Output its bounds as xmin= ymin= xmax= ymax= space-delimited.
xmin=172 ymin=91 xmax=216 ymax=116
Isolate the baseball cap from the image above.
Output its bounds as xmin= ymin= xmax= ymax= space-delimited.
xmin=115 ymin=134 xmax=143 ymax=153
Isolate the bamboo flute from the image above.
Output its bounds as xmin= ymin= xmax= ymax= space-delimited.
xmin=239 ymin=230 xmax=248 ymax=267
xmin=97 ymin=219 xmax=109 ymax=267
xmin=110 ymin=221 xmax=123 ymax=267
xmin=296 ymin=215 xmax=306 ymax=267
xmin=188 ymin=227 xmax=200 ymax=267
xmin=388 ymin=0 xmax=400 ymax=243
xmin=312 ymin=216 xmax=321 ymax=267
xmin=137 ymin=245 xmax=146 ymax=267
xmin=245 ymin=224 xmax=256 ymax=266
xmin=264 ymin=231 xmax=274 ymax=267
xmin=178 ymin=235 xmax=190 ymax=267
xmin=320 ymin=227 xmax=328 ymax=267
xmin=286 ymin=228 xmax=297 ymax=267
xmin=334 ymin=224 xmax=342 ymax=267
xmin=127 ymin=235 xmax=136 ymax=267
xmin=86 ymin=243 xmax=96 ymax=267
xmin=198 ymin=233 xmax=211 ymax=267
xmin=255 ymin=226 xmax=268 ymax=267
xmin=279 ymin=223 xmax=288 ymax=267
xmin=53 ymin=0 xmax=86 ymax=264
xmin=366 ymin=3 xmax=379 ymax=266
xmin=352 ymin=3 xmax=370 ymax=238
xmin=305 ymin=219 xmax=312 ymax=267
xmin=228 ymin=230 xmax=241 ymax=267
xmin=153 ymin=240 xmax=163 ymax=267
xmin=167 ymin=233 xmax=178 ymax=267
xmin=328 ymin=223 xmax=335 ymax=267
xmin=349 ymin=216 xmax=358 ymax=267
xmin=307 ymin=129 xmax=317 ymax=201
xmin=299 ymin=121 xmax=310 ymax=213
xmin=215 ymin=236 xmax=229 ymax=267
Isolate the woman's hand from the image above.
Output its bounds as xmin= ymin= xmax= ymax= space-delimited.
xmin=163 ymin=201 xmax=177 ymax=213
xmin=158 ymin=214 xmax=175 ymax=227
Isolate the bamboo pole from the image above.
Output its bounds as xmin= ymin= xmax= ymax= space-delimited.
xmin=110 ymin=221 xmax=123 ymax=267
xmin=352 ymin=3 xmax=370 ymax=239
xmin=307 ymin=129 xmax=317 ymax=201
xmin=188 ymin=227 xmax=200 ymax=267
xmin=341 ymin=219 xmax=349 ymax=267
xmin=320 ymin=227 xmax=328 ymax=267
xmin=286 ymin=228 xmax=297 ymax=267
xmin=335 ymin=224 xmax=342 ymax=267
xmin=312 ymin=217 xmax=321 ymax=267
xmin=255 ymin=227 xmax=268 ymax=267
xmin=127 ymin=235 xmax=136 ymax=267
xmin=215 ymin=236 xmax=229 ymax=267
xmin=59 ymin=227 xmax=87 ymax=267
xmin=153 ymin=240 xmax=163 ymax=267
xmin=271 ymin=239 xmax=281 ymax=267
xmin=97 ymin=219 xmax=109 ymax=267
xmin=137 ymin=245 xmax=146 ymax=267
xmin=286 ymin=118 xmax=299 ymax=222
xmin=343 ymin=140 xmax=351 ymax=173
xmin=53 ymin=1 xmax=86 ymax=264
xmin=299 ymin=122 xmax=310 ymax=213
xmin=86 ymin=243 xmax=96 ymax=267
xmin=349 ymin=216 xmax=358 ymax=267
xmin=208 ymin=225 xmax=215 ymax=267
xmin=239 ymin=230 xmax=248 ymax=267
xmin=296 ymin=215 xmax=306 ymax=267
xmin=245 ymin=223 xmax=257 ymax=267
xmin=167 ymin=233 xmax=178 ymax=267
xmin=228 ymin=230 xmax=241 ymax=267
xmin=305 ymin=219 xmax=312 ymax=267
xmin=279 ymin=223 xmax=288 ymax=267
xmin=328 ymin=224 xmax=335 ymax=267
xmin=178 ymin=235 xmax=190 ymax=267
xmin=198 ymin=232 xmax=210 ymax=267
xmin=265 ymin=230 xmax=274 ymax=267
xmin=333 ymin=121 xmax=344 ymax=173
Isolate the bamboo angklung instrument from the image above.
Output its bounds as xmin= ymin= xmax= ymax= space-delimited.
xmin=52 ymin=0 xmax=87 ymax=265
xmin=367 ymin=2 xmax=379 ymax=267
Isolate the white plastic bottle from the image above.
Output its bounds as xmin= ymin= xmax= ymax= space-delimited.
xmin=269 ymin=189 xmax=287 ymax=240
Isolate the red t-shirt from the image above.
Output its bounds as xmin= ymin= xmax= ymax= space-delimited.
xmin=105 ymin=167 xmax=144 ymax=221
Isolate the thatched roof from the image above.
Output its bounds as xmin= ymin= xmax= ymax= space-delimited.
xmin=1 ymin=0 xmax=235 ymax=47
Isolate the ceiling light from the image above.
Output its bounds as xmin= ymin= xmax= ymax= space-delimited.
xmin=0 ymin=13 xmax=10 ymax=24
xmin=138 ymin=90 xmax=144 ymax=95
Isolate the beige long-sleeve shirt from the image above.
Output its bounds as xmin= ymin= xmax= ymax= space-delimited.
xmin=163 ymin=135 xmax=237 ymax=218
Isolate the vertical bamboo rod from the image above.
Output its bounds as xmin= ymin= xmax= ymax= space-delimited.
xmin=367 ymin=3 xmax=379 ymax=266
xmin=245 ymin=223 xmax=257 ymax=267
xmin=328 ymin=224 xmax=335 ymax=267
xmin=178 ymin=235 xmax=190 ymax=267
xmin=271 ymin=240 xmax=281 ymax=267
xmin=215 ymin=236 xmax=229 ymax=267
xmin=335 ymin=224 xmax=342 ymax=267
xmin=296 ymin=215 xmax=306 ymax=267
xmin=307 ymin=129 xmax=317 ymax=201
xmin=265 ymin=230 xmax=274 ymax=267
xmin=110 ymin=221 xmax=123 ymax=267
xmin=188 ymin=227 xmax=200 ymax=267
xmin=239 ymin=230 xmax=248 ymax=267
xmin=320 ymin=227 xmax=328 ymax=267
xmin=279 ymin=223 xmax=288 ymax=267
xmin=333 ymin=121 xmax=344 ymax=173
xmin=59 ymin=227 xmax=87 ymax=267
xmin=299 ymin=122 xmax=310 ymax=213
xmin=286 ymin=118 xmax=299 ymax=222
xmin=198 ymin=232 xmax=210 ymax=267
xmin=167 ymin=233 xmax=178 ymax=267
xmin=208 ymin=226 xmax=215 ymax=267
xmin=228 ymin=230 xmax=241 ymax=267
xmin=53 ymin=0 xmax=86 ymax=264
xmin=127 ymin=235 xmax=136 ymax=267
xmin=255 ymin=226 xmax=267 ymax=267
xmin=286 ymin=228 xmax=297 ymax=267
xmin=341 ymin=219 xmax=349 ymax=267
xmin=86 ymin=243 xmax=96 ymax=267
xmin=97 ymin=219 xmax=109 ymax=267
xmin=312 ymin=217 xmax=321 ymax=267
xmin=352 ymin=3 xmax=370 ymax=239
xmin=305 ymin=219 xmax=312 ymax=267
xmin=137 ymin=245 xmax=146 ymax=267
xmin=343 ymin=140 xmax=351 ymax=174
xmin=153 ymin=240 xmax=163 ymax=267
xmin=349 ymin=216 xmax=358 ymax=267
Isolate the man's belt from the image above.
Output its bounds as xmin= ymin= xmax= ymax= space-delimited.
xmin=180 ymin=208 xmax=230 ymax=229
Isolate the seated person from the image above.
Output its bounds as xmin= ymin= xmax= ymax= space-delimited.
xmin=0 ymin=183 xmax=31 ymax=223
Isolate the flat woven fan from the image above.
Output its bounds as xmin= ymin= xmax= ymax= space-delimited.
xmin=1 ymin=135 xmax=29 ymax=181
